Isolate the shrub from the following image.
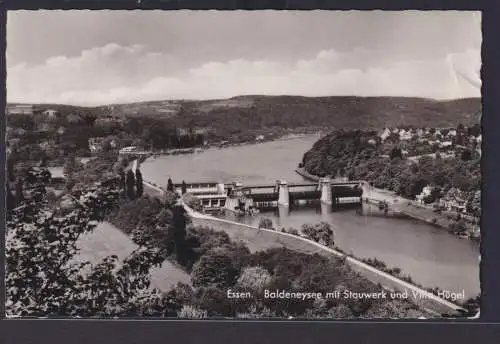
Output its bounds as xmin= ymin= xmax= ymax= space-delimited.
xmin=177 ymin=305 xmax=208 ymax=319
xmin=191 ymin=248 xmax=240 ymax=289
xmin=258 ymin=217 xmax=273 ymax=229
xmin=237 ymin=266 xmax=272 ymax=292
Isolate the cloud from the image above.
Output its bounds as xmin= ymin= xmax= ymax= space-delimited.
xmin=7 ymin=43 xmax=481 ymax=106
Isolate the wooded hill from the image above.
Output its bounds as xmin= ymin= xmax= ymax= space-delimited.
xmin=15 ymin=95 xmax=481 ymax=131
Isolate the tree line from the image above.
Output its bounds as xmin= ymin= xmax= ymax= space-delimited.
xmin=301 ymin=129 xmax=481 ymax=205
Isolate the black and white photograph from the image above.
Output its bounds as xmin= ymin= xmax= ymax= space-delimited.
xmin=5 ymin=10 xmax=481 ymax=319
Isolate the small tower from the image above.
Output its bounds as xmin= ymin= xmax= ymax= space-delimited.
xmin=319 ymin=178 xmax=333 ymax=205
xmin=277 ymin=180 xmax=289 ymax=207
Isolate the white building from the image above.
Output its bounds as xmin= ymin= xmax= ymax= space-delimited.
xmin=379 ymin=128 xmax=391 ymax=142
xmin=42 ymin=109 xmax=58 ymax=118
xmin=399 ymin=130 xmax=412 ymax=141
xmin=439 ymin=141 xmax=453 ymax=148
xmin=447 ymin=129 xmax=457 ymax=137
xmin=415 ymin=186 xmax=433 ymax=204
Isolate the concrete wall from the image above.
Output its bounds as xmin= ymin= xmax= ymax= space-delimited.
xmin=190 ymin=215 xmax=465 ymax=316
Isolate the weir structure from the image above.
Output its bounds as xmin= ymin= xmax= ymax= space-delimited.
xmin=176 ymin=178 xmax=363 ymax=213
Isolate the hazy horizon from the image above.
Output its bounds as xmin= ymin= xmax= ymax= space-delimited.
xmin=6 ymin=94 xmax=482 ymax=108
xmin=7 ymin=11 xmax=482 ymax=106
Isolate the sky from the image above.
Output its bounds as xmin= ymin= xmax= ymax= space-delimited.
xmin=7 ymin=10 xmax=482 ymax=106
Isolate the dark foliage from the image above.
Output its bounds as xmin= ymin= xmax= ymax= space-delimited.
xmin=167 ymin=178 xmax=174 ymax=192
xmin=135 ymin=169 xmax=144 ymax=197
xmin=126 ymin=170 xmax=136 ymax=200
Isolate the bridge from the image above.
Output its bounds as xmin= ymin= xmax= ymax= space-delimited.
xmin=174 ymin=179 xmax=365 ymax=213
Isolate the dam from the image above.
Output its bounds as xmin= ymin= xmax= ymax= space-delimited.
xmin=174 ymin=178 xmax=364 ymax=213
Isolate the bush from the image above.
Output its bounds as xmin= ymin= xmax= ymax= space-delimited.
xmin=177 ymin=305 xmax=208 ymax=319
xmin=258 ymin=217 xmax=273 ymax=229
xmin=237 ymin=266 xmax=272 ymax=292
xmin=191 ymin=248 xmax=240 ymax=289
xmin=183 ymin=193 xmax=202 ymax=212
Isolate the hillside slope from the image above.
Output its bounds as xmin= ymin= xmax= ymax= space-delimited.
xmin=12 ymin=95 xmax=481 ymax=130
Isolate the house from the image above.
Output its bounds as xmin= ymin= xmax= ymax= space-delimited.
xmin=415 ymin=186 xmax=433 ymax=204
xmin=7 ymin=104 xmax=34 ymax=115
xmin=379 ymin=128 xmax=391 ymax=142
xmin=57 ymin=126 xmax=66 ymax=135
xmin=37 ymin=123 xmax=52 ymax=132
xmin=447 ymin=129 xmax=457 ymax=137
xmin=368 ymin=138 xmax=377 ymax=146
xmin=399 ymin=129 xmax=412 ymax=141
xmin=177 ymin=128 xmax=190 ymax=136
xmin=88 ymin=137 xmax=105 ymax=153
xmin=441 ymin=188 xmax=468 ymax=213
xmin=42 ymin=109 xmax=58 ymax=118
xmin=392 ymin=128 xmax=400 ymax=134
xmin=416 ymin=128 xmax=424 ymax=137
xmin=401 ymin=149 xmax=409 ymax=157
xmin=439 ymin=141 xmax=453 ymax=149
xmin=256 ymin=135 xmax=265 ymax=141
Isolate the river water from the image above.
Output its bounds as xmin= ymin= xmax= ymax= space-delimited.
xmin=141 ymin=135 xmax=480 ymax=298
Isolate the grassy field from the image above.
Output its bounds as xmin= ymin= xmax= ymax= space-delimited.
xmin=74 ymin=221 xmax=191 ymax=292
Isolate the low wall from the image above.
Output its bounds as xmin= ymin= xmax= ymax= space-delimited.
xmin=190 ymin=215 xmax=465 ymax=316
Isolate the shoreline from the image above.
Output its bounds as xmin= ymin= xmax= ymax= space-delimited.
xmin=144 ymin=132 xmax=322 ymax=162
xmin=295 ymin=168 xmax=479 ymax=242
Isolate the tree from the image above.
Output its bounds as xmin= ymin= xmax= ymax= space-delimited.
xmin=191 ymin=248 xmax=239 ymax=289
xmin=454 ymin=219 xmax=467 ymax=233
xmin=461 ymin=150 xmax=472 ymax=161
xmin=171 ymin=205 xmax=189 ymax=265
xmin=301 ymin=222 xmax=335 ymax=247
xmin=126 ymin=170 xmax=136 ymax=200
xmin=118 ymin=168 xmax=126 ymax=197
xmin=7 ymin=183 xmax=16 ymax=211
xmin=7 ymin=159 xmax=15 ymax=182
xmin=389 ymin=147 xmax=403 ymax=160
xmin=15 ymin=179 xmax=24 ymax=206
xmin=135 ymin=168 xmax=144 ymax=197
xmin=236 ymin=266 xmax=272 ymax=292
xmin=258 ymin=218 xmax=273 ymax=229
xmin=5 ymin=174 xmax=170 ymax=317
xmin=63 ymin=156 xmax=84 ymax=179
xmin=181 ymin=180 xmax=187 ymax=195
xmin=167 ymin=178 xmax=174 ymax=192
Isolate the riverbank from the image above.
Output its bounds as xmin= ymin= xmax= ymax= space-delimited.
xmin=295 ymin=168 xmax=479 ymax=241
xmin=145 ymin=132 xmax=323 ymax=162
xmin=182 ymin=202 xmax=466 ymax=317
